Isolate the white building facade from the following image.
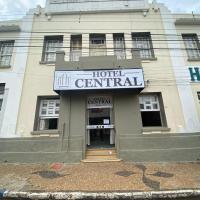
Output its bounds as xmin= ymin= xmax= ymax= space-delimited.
xmin=0 ymin=0 xmax=200 ymax=163
xmin=0 ymin=10 xmax=36 ymax=137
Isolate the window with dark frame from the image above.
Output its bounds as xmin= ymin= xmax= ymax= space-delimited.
xmin=197 ymin=92 xmax=200 ymax=103
xmin=89 ymin=34 xmax=106 ymax=56
xmin=36 ymin=98 xmax=60 ymax=131
xmin=70 ymin=35 xmax=82 ymax=61
xmin=42 ymin=36 xmax=63 ymax=63
xmin=0 ymin=41 xmax=14 ymax=66
xmin=0 ymin=83 xmax=5 ymax=111
xmin=113 ymin=33 xmax=126 ymax=60
xmin=182 ymin=34 xmax=200 ymax=59
xmin=132 ymin=32 xmax=154 ymax=59
xmin=139 ymin=94 xmax=165 ymax=127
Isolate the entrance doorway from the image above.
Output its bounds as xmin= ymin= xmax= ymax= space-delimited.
xmin=86 ymin=96 xmax=115 ymax=148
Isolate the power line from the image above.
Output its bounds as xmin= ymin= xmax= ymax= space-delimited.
xmin=2 ymin=45 xmax=200 ymax=51
xmin=0 ymin=31 xmax=200 ymax=37
xmin=1 ymin=17 xmax=200 ymax=22
xmin=0 ymin=32 xmax=199 ymax=38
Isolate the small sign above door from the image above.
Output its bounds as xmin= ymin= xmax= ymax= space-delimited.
xmin=87 ymin=96 xmax=112 ymax=108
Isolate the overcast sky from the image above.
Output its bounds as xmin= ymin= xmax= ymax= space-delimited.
xmin=0 ymin=0 xmax=200 ymax=21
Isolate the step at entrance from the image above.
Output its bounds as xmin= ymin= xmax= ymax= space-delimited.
xmin=82 ymin=149 xmax=121 ymax=163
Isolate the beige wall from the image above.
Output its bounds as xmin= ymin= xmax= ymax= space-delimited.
xmin=17 ymin=7 xmax=186 ymax=136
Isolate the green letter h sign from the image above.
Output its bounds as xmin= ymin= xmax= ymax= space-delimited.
xmin=189 ymin=67 xmax=200 ymax=81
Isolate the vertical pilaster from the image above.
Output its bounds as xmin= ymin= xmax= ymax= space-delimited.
xmin=124 ymin=33 xmax=132 ymax=59
xmin=63 ymin=34 xmax=71 ymax=61
xmin=106 ymin=33 xmax=114 ymax=56
xmin=82 ymin=34 xmax=90 ymax=57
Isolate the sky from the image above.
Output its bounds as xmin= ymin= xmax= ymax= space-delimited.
xmin=0 ymin=0 xmax=200 ymax=21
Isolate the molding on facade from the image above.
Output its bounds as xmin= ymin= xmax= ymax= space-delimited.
xmin=45 ymin=0 xmax=149 ymax=15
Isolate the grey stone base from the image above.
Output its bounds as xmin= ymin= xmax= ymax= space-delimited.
xmin=118 ymin=133 xmax=200 ymax=162
xmin=0 ymin=133 xmax=200 ymax=163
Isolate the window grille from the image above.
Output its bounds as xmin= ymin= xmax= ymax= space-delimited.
xmin=0 ymin=83 xmax=5 ymax=111
xmin=183 ymin=34 xmax=200 ymax=59
xmin=70 ymin=35 xmax=82 ymax=61
xmin=0 ymin=41 xmax=14 ymax=66
xmin=42 ymin=36 xmax=63 ymax=62
xmin=89 ymin=34 xmax=106 ymax=56
xmin=139 ymin=95 xmax=160 ymax=111
xmin=113 ymin=34 xmax=126 ymax=59
xmin=139 ymin=94 xmax=164 ymax=127
xmin=132 ymin=33 xmax=154 ymax=59
xmin=37 ymin=98 xmax=60 ymax=131
xmin=39 ymin=99 xmax=60 ymax=119
xmin=197 ymin=92 xmax=200 ymax=103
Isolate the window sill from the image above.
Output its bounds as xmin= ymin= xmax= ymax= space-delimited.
xmin=187 ymin=58 xmax=200 ymax=62
xmin=39 ymin=61 xmax=56 ymax=65
xmin=142 ymin=57 xmax=157 ymax=60
xmin=142 ymin=127 xmax=170 ymax=133
xmin=0 ymin=65 xmax=11 ymax=69
xmin=141 ymin=57 xmax=157 ymax=62
xmin=31 ymin=129 xmax=60 ymax=136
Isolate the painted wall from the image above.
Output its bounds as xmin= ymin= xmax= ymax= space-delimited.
xmin=173 ymin=14 xmax=200 ymax=129
xmin=45 ymin=0 xmax=149 ymax=14
xmin=0 ymin=13 xmax=34 ymax=138
xmin=16 ymin=2 xmax=187 ymax=136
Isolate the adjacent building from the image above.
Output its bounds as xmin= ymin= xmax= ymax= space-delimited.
xmin=0 ymin=11 xmax=35 ymax=138
xmin=0 ymin=0 xmax=200 ymax=163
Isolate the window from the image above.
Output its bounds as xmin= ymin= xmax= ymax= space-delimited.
xmin=90 ymin=34 xmax=106 ymax=56
xmin=139 ymin=94 xmax=166 ymax=127
xmin=70 ymin=35 xmax=82 ymax=61
xmin=197 ymin=92 xmax=200 ymax=103
xmin=113 ymin=33 xmax=126 ymax=59
xmin=0 ymin=83 xmax=5 ymax=111
xmin=37 ymin=98 xmax=60 ymax=130
xmin=42 ymin=36 xmax=63 ymax=63
xmin=0 ymin=41 xmax=14 ymax=66
xmin=182 ymin=34 xmax=200 ymax=59
xmin=132 ymin=32 xmax=154 ymax=59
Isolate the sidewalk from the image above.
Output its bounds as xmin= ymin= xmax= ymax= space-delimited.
xmin=0 ymin=161 xmax=200 ymax=193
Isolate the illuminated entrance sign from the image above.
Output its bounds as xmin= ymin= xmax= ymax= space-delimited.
xmin=54 ymin=68 xmax=144 ymax=91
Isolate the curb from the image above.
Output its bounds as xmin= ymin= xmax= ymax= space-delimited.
xmin=1 ymin=189 xmax=200 ymax=199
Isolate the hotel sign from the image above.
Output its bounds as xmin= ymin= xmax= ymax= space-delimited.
xmin=54 ymin=68 xmax=144 ymax=91
xmin=87 ymin=96 xmax=112 ymax=108
xmin=189 ymin=67 xmax=200 ymax=81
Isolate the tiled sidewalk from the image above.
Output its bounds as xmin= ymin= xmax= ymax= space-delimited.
xmin=0 ymin=162 xmax=200 ymax=192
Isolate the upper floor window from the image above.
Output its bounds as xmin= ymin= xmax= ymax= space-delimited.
xmin=42 ymin=36 xmax=63 ymax=63
xmin=0 ymin=83 xmax=5 ymax=111
xmin=132 ymin=32 xmax=154 ymax=59
xmin=70 ymin=35 xmax=82 ymax=61
xmin=0 ymin=41 xmax=14 ymax=67
xmin=36 ymin=98 xmax=60 ymax=131
xmin=89 ymin=34 xmax=106 ymax=56
xmin=113 ymin=33 xmax=126 ymax=60
xmin=182 ymin=34 xmax=200 ymax=60
xmin=139 ymin=93 xmax=166 ymax=127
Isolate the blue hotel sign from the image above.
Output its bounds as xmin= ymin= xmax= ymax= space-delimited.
xmin=189 ymin=67 xmax=200 ymax=81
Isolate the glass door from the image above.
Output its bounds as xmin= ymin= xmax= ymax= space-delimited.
xmin=86 ymin=96 xmax=115 ymax=148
